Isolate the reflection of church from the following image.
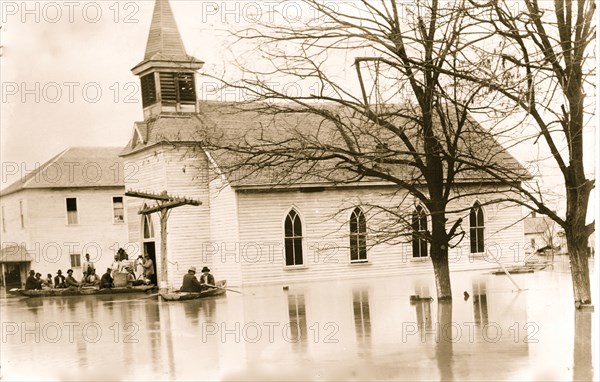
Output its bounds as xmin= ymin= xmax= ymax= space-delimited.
xmin=122 ymin=0 xmax=527 ymax=288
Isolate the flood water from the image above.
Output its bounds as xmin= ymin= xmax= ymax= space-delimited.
xmin=1 ymin=256 xmax=597 ymax=381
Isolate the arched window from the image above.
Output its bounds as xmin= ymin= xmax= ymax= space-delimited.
xmin=143 ymin=211 xmax=154 ymax=239
xmin=284 ymin=209 xmax=304 ymax=266
xmin=412 ymin=206 xmax=428 ymax=258
xmin=350 ymin=207 xmax=367 ymax=262
xmin=470 ymin=202 xmax=485 ymax=253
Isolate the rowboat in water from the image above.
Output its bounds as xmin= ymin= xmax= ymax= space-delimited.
xmin=160 ymin=280 xmax=227 ymax=301
xmin=9 ymin=285 xmax=155 ymax=298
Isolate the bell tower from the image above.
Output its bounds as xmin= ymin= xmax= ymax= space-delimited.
xmin=131 ymin=0 xmax=204 ymax=119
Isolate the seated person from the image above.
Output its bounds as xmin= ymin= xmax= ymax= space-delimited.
xmin=180 ymin=266 xmax=203 ymax=292
xmin=199 ymin=266 xmax=215 ymax=290
xmin=86 ymin=269 xmax=100 ymax=286
xmin=37 ymin=273 xmax=51 ymax=289
xmin=80 ymin=271 xmax=88 ymax=285
xmin=25 ymin=270 xmax=41 ymax=290
xmin=99 ymin=268 xmax=114 ymax=289
xmin=65 ymin=269 xmax=81 ymax=288
xmin=54 ymin=270 xmax=67 ymax=288
xmin=45 ymin=274 xmax=54 ymax=288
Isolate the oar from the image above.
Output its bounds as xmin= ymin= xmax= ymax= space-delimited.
xmin=201 ymin=283 xmax=243 ymax=294
xmin=140 ymin=292 xmax=160 ymax=299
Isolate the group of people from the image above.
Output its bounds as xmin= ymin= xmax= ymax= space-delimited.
xmin=25 ymin=268 xmax=83 ymax=290
xmin=180 ymin=266 xmax=215 ymax=292
xmin=24 ymin=251 xmax=158 ymax=290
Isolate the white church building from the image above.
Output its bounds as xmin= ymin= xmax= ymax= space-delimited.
xmin=121 ymin=0 xmax=527 ymax=289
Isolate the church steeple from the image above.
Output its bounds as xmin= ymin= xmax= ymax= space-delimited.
xmin=132 ymin=0 xmax=204 ymax=118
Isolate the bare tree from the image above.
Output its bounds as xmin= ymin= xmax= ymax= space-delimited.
xmin=457 ymin=0 xmax=596 ymax=307
xmin=201 ymin=0 xmax=529 ymax=300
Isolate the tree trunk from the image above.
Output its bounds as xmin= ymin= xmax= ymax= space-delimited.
xmin=565 ymin=169 xmax=592 ymax=306
xmin=565 ymin=229 xmax=592 ymax=305
xmin=430 ymin=211 xmax=452 ymax=300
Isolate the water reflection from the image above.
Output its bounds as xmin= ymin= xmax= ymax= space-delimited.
xmin=0 ymin=264 xmax=595 ymax=381
xmin=573 ymin=310 xmax=593 ymax=381
xmin=436 ymin=301 xmax=454 ymax=381
xmin=287 ymin=292 xmax=307 ymax=350
xmin=472 ymin=279 xmax=488 ymax=326
xmin=352 ymin=288 xmax=371 ymax=356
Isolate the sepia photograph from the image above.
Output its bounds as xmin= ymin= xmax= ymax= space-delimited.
xmin=0 ymin=0 xmax=597 ymax=380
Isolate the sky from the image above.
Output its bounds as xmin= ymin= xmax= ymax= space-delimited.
xmin=0 ymin=0 xmax=597 ymax=222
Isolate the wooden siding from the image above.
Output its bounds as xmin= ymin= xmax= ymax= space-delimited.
xmin=234 ymin=185 xmax=525 ymax=286
xmin=0 ymin=187 xmax=128 ymax=280
xmin=123 ymin=144 xmax=211 ymax=288
xmin=208 ymin=171 xmax=243 ymax=286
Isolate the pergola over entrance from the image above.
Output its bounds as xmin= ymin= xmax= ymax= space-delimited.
xmin=125 ymin=190 xmax=201 ymax=291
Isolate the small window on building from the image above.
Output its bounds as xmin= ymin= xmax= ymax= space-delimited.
xmin=531 ymin=211 xmax=536 ymax=218
xmin=530 ymin=238 xmax=536 ymax=248
xmin=350 ymin=207 xmax=367 ymax=262
xmin=284 ymin=209 xmax=304 ymax=266
xmin=70 ymin=254 xmax=81 ymax=268
xmin=412 ymin=205 xmax=428 ymax=258
xmin=470 ymin=202 xmax=485 ymax=253
xmin=113 ymin=196 xmax=124 ymax=223
xmin=66 ymin=198 xmax=78 ymax=225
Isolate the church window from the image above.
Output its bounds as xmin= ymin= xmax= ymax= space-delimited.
xmin=412 ymin=205 xmax=428 ymax=258
xmin=349 ymin=207 xmax=367 ymax=262
xmin=284 ymin=209 xmax=304 ymax=266
xmin=470 ymin=202 xmax=485 ymax=253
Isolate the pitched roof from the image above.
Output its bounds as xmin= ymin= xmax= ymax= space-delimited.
xmin=121 ymin=102 xmax=530 ymax=189
xmin=131 ymin=0 xmax=203 ymax=74
xmin=1 ymin=147 xmax=124 ymax=196
xmin=524 ymin=216 xmax=555 ymax=235
xmin=0 ymin=245 xmax=33 ymax=263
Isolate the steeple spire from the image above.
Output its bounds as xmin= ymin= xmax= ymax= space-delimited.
xmin=144 ymin=0 xmax=187 ymax=60
xmin=132 ymin=0 xmax=204 ymax=118
xmin=132 ymin=0 xmax=203 ymax=75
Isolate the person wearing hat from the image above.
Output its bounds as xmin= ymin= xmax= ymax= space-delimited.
xmin=199 ymin=266 xmax=215 ymax=290
xmin=100 ymin=267 xmax=114 ymax=289
xmin=180 ymin=266 xmax=203 ymax=292
xmin=25 ymin=270 xmax=40 ymax=290
xmin=65 ymin=269 xmax=81 ymax=288
xmin=54 ymin=270 xmax=67 ymax=288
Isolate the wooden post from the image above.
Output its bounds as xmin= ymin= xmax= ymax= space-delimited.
xmin=160 ymin=211 xmax=168 ymax=292
xmin=1 ymin=263 xmax=5 ymax=287
xmin=125 ymin=190 xmax=201 ymax=293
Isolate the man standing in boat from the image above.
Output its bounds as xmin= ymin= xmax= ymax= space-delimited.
xmin=199 ymin=266 xmax=215 ymax=291
xmin=180 ymin=266 xmax=203 ymax=292
xmin=82 ymin=253 xmax=95 ymax=275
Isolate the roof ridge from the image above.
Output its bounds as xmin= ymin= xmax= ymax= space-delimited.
xmin=20 ymin=147 xmax=71 ymax=190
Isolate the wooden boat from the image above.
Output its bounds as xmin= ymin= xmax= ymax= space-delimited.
xmin=9 ymin=285 xmax=155 ymax=298
xmin=160 ymin=280 xmax=227 ymax=301
xmin=491 ymin=263 xmax=548 ymax=275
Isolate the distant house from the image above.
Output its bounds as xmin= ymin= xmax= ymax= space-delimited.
xmin=0 ymin=147 xmax=128 ymax=287
xmin=523 ymin=212 xmax=558 ymax=254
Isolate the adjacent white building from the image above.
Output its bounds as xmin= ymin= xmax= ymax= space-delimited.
xmin=0 ymin=147 xmax=128 ymax=287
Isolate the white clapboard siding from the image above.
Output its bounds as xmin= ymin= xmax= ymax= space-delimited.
xmin=234 ymin=184 xmax=525 ymax=286
xmin=1 ymin=187 xmax=128 ymax=279
xmin=208 ymin=171 xmax=243 ymax=286
xmin=123 ymin=144 xmax=212 ymax=288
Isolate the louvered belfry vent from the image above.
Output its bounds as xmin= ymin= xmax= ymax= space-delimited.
xmin=140 ymin=73 xmax=157 ymax=107
xmin=159 ymin=72 xmax=196 ymax=105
